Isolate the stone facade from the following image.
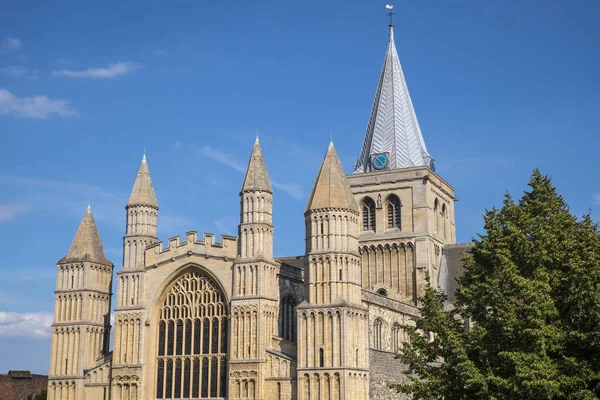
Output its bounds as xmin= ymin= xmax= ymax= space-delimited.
xmin=47 ymin=20 xmax=459 ymax=400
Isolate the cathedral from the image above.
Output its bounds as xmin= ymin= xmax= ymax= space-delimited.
xmin=47 ymin=17 xmax=460 ymax=400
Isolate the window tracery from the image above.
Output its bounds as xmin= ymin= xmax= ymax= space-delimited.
xmin=387 ymin=195 xmax=401 ymax=229
xmin=155 ymin=270 xmax=228 ymax=399
xmin=362 ymin=198 xmax=376 ymax=231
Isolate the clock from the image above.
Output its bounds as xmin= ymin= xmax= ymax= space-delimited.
xmin=372 ymin=153 xmax=389 ymax=170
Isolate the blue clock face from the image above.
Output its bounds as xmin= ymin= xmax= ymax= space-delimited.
xmin=372 ymin=154 xmax=389 ymax=170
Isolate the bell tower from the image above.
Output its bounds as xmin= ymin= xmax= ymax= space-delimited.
xmin=348 ymin=19 xmax=456 ymax=302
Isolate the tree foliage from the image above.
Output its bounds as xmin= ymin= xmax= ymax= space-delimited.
xmin=395 ymin=170 xmax=600 ymax=399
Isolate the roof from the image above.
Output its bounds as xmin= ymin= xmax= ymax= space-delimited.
xmin=127 ymin=154 xmax=158 ymax=207
xmin=0 ymin=371 xmax=47 ymax=400
xmin=438 ymin=243 xmax=473 ymax=303
xmin=241 ymin=138 xmax=273 ymax=193
xmin=306 ymin=142 xmax=359 ymax=213
xmin=354 ymin=25 xmax=433 ymax=173
xmin=62 ymin=206 xmax=111 ymax=265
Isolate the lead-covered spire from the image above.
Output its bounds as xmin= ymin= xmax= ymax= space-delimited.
xmin=241 ymin=137 xmax=273 ymax=193
xmin=127 ymin=153 xmax=158 ymax=208
xmin=354 ymin=24 xmax=433 ymax=173
xmin=63 ymin=205 xmax=111 ymax=265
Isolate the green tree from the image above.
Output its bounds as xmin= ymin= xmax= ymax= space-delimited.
xmin=27 ymin=389 xmax=47 ymax=400
xmin=395 ymin=170 xmax=600 ymax=399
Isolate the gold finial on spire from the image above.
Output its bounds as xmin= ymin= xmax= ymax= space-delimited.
xmin=386 ymin=4 xmax=394 ymax=26
xmin=329 ymin=131 xmax=333 ymax=143
xmin=256 ymin=128 xmax=259 ymax=142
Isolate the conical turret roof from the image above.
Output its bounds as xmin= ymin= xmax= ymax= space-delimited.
xmin=127 ymin=154 xmax=158 ymax=207
xmin=242 ymin=138 xmax=273 ymax=193
xmin=306 ymin=142 xmax=358 ymax=212
xmin=63 ymin=205 xmax=111 ymax=265
xmin=354 ymin=25 xmax=433 ymax=173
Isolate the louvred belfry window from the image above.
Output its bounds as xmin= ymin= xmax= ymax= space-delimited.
xmin=362 ymin=197 xmax=376 ymax=231
xmin=156 ymin=270 xmax=228 ymax=399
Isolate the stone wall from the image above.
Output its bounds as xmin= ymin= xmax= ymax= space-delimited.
xmin=369 ymin=350 xmax=411 ymax=400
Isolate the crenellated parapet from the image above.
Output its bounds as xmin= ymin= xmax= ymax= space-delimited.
xmin=145 ymin=232 xmax=237 ymax=269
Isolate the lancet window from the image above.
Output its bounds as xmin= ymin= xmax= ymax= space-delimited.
xmin=279 ymin=295 xmax=297 ymax=342
xmin=387 ymin=195 xmax=401 ymax=229
xmin=373 ymin=319 xmax=383 ymax=350
xmin=156 ymin=270 xmax=228 ymax=399
xmin=362 ymin=197 xmax=376 ymax=231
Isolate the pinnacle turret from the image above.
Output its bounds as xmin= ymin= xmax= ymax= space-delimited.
xmin=354 ymin=24 xmax=433 ymax=173
xmin=241 ymin=137 xmax=273 ymax=193
xmin=127 ymin=154 xmax=158 ymax=208
xmin=306 ymin=142 xmax=358 ymax=212
xmin=63 ymin=205 xmax=111 ymax=265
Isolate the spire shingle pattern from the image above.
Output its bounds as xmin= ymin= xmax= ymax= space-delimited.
xmin=354 ymin=26 xmax=432 ymax=173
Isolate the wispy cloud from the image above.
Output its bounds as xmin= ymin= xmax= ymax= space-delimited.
xmin=0 ymin=66 xmax=37 ymax=80
xmin=154 ymin=49 xmax=168 ymax=57
xmin=52 ymin=62 xmax=141 ymax=79
xmin=0 ymin=89 xmax=79 ymax=118
xmin=272 ymin=182 xmax=305 ymax=201
xmin=0 ymin=37 xmax=22 ymax=54
xmin=199 ymin=146 xmax=246 ymax=173
xmin=213 ymin=216 xmax=238 ymax=236
xmin=0 ymin=311 xmax=53 ymax=339
xmin=198 ymin=145 xmax=306 ymax=200
xmin=593 ymin=193 xmax=600 ymax=205
xmin=0 ymin=203 xmax=30 ymax=222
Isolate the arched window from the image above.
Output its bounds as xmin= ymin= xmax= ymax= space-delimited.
xmin=373 ymin=319 xmax=383 ymax=350
xmin=441 ymin=204 xmax=447 ymax=239
xmin=279 ymin=295 xmax=297 ymax=342
xmin=434 ymin=199 xmax=440 ymax=236
xmin=362 ymin=197 xmax=376 ymax=231
xmin=387 ymin=195 xmax=401 ymax=229
xmin=392 ymin=323 xmax=402 ymax=353
xmin=156 ymin=270 xmax=228 ymax=399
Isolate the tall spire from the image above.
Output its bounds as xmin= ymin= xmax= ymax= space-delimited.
xmin=64 ymin=205 xmax=111 ymax=265
xmin=306 ymin=142 xmax=358 ymax=212
xmin=354 ymin=19 xmax=433 ymax=173
xmin=127 ymin=153 xmax=158 ymax=207
xmin=241 ymin=138 xmax=273 ymax=193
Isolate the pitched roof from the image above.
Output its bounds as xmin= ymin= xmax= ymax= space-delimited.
xmin=63 ymin=206 xmax=111 ymax=265
xmin=306 ymin=142 xmax=358 ymax=212
xmin=127 ymin=154 xmax=158 ymax=207
xmin=354 ymin=25 xmax=433 ymax=173
xmin=241 ymin=138 xmax=273 ymax=193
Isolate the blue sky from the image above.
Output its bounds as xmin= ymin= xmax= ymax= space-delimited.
xmin=0 ymin=0 xmax=599 ymax=374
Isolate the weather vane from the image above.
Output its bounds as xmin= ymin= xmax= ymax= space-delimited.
xmin=386 ymin=4 xmax=395 ymax=26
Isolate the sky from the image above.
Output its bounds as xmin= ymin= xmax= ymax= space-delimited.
xmin=0 ymin=0 xmax=599 ymax=374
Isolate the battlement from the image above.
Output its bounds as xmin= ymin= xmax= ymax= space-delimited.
xmin=145 ymin=231 xmax=238 ymax=268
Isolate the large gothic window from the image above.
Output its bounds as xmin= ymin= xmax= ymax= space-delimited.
xmin=387 ymin=195 xmax=401 ymax=229
xmin=362 ymin=197 xmax=376 ymax=231
xmin=279 ymin=295 xmax=297 ymax=342
xmin=156 ymin=270 xmax=228 ymax=399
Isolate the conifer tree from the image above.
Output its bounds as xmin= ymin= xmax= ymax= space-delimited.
xmin=395 ymin=170 xmax=600 ymax=399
